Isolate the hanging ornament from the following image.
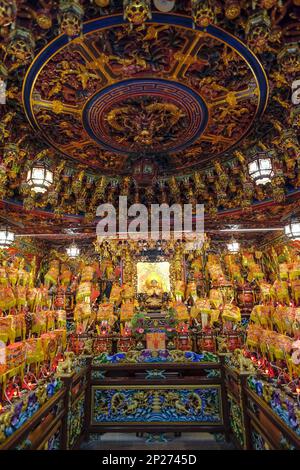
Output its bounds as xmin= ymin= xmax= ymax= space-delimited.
xmin=153 ymin=0 xmax=175 ymax=13
xmin=18 ymin=3 xmax=53 ymax=30
xmin=0 ymin=61 xmax=7 ymax=105
xmin=123 ymin=0 xmax=151 ymax=27
xmin=0 ymin=0 xmax=16 ymax=27
xmin=0 ymin=226 xmax=15 ymax=248
xmin=284 ymin=217 xmax=300 ymax=240
xmin=58 ymin=0 xmax=84 ymax=38
xmin=23 ymin=193 xmax=36 ymax=211
xmin=3 ymin=143 xmax=18 ymax=165
xmin=245 ymin=11 xmax=271 ymax=53
xmin=290 ymin=105 xmax=300 ymax=130
xmin=6 ymin=27 xmax=35 ymax=70
xmin=132 ymin=157 xmax=158 ymax=188
xmin=227 ymin=238 xmax=240 ymax=253
xmin=192 ymin=0 xmax=215 ymax=28
xmin=168 ymin=176 xmax=180 ymax=202
xmin=26 ymin=161 xmax=53 ymax=194
xmin=94 ymin=0 xmax=110 ymax=6
xmin=34 ymin=8 xmax=53 ymax=30
xmin=278 ymin=43 xmax=300 ymax=77
xmin=271 ymin=161 xmax=285 ymax=203
xmin=260 ymin=0 xmax=278 ymax=8
xmin=47 ymin=188 xmax=59 ymax=206
xmin=248 ymin=148 xmax=274 ymax=185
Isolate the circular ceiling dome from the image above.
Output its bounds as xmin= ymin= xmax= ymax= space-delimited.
xmin=23 ymin=13 xmax=268 ymax=175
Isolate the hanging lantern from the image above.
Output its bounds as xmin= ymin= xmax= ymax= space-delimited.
xmin=248 ymin=150 xmax=274 ymax=185
xmin=192 ymin=0 xmax=215 ymax=28
xmin=227 ymin=239 xmax=240 ymax=253
xmin=0 ymin=0 xmax=17 ymax=27
xmin=58 ymin=0 xmax=84 ymax=38
xmin=123 ymin=0 xmax=151 ymax=27
xmin=0 ymin=226 xmax=15 ymax=248
xmin=35 ymin=8 xmax=53 ymax=30
xmin=224 ymin=0 xmax=241 ymax=20
xmin=66 ymin=241 xmax=80 ymax=258
xmin=26 ymin=161 xmax=53 ymax=194
xmin=284 ymin=218 xmax=300 ymax=240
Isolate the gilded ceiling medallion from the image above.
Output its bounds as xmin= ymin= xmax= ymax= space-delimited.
xmin=23 ymin=13 xmax=268 ymax=174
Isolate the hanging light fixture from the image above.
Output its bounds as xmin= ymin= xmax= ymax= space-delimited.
xmin=66 ymin=241 xmax=80 ymax=258
xmin=284 ymin=217 xmax=300 ymax=240
xmin=0 ymin=226 xmax=15 ymax=248
xmin=6 ymin=27 xmax=35 ymax=69
xmin=227 ymin=238 xmax=240 ymax=253
xmin=248 ymin=151 xmax=274 ymax=185
xmin=26 ymin=161 xmax=53 ymax=194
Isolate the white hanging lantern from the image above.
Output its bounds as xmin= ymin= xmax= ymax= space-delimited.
xmin=227 ymin=239 xmax=240 ymax=253
xmin=66 ymin=241 xmax=80 ymax=258
xmin=248 ymin=152 xmax=273 ymax=185
xmin=284 ymin=218 xmax=300 ymax=240
xmin=26 ymin=162 xmax=53 ymax=194
xmin=0 ymin=227 xmax=15 ymax=248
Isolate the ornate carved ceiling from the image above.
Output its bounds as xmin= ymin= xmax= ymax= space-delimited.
xmin=0 ymin=1 xmax=299 ymax=234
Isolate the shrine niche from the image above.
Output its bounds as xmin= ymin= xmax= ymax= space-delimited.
xmin=137 ymin=261 xmax=170 ymax=294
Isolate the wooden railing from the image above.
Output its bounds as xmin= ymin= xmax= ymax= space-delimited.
xmin=1 ymin=354 xmax=299 ymax=450
xmin=0 ymin=357 xmax=91 ymax=450
xmin=221 ymin=355 xmax=300 ymax=450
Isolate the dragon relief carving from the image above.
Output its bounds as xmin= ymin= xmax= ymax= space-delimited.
xmin=105 ymin=98 xmax=187 ymax=150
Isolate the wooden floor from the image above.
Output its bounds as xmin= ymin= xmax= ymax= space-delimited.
xmin=80 ymin=432 xmax=235 ymax=450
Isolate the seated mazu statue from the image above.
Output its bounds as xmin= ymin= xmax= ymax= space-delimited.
xmin=138 ymin=272 xmax=170 ymax=311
